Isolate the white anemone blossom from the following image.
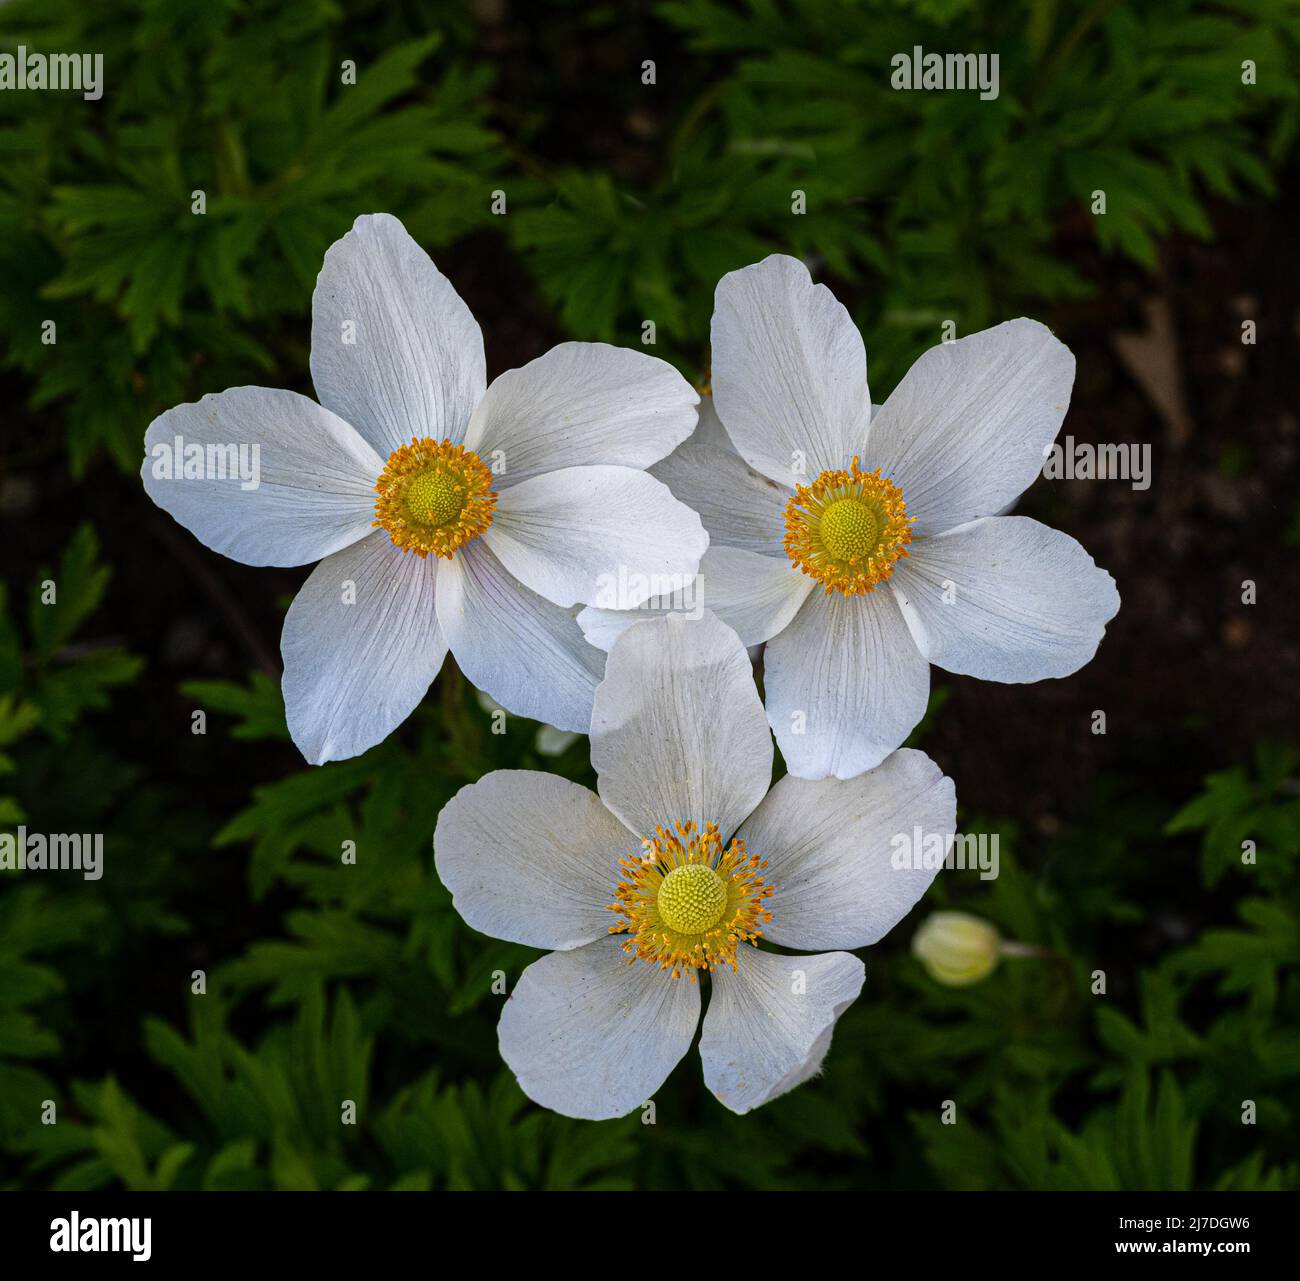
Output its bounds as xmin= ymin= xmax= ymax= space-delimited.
xmin=141 ymin=213 xmax=706 ymax=764
xmin=580 ymin=255 xmax=1120 ymax=781
xmin=435 ymin=610 xmax=956 ymax=1118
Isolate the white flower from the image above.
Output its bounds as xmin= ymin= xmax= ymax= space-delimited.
xmin=141 ymin=213 xmax=706 ymax=763
xmin=580 ymin=255 xmax=1120 ymax=780
xmin=434 ymin=610 xmax=956 ymax=1119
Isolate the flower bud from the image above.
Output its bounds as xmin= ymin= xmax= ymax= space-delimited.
xmin=912 ymin=911 xmax=1001 ymax=986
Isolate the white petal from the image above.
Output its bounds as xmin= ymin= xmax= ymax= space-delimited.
xmin=310 ymin=212 xmax=486 ymax=459
xmin=436 ymin=540 xmax=605 ymax=733
xmin=498 ymin=937 xmax=700 ymax=1120
xmin=690 ymin=394 xmax=733 ymax=449
xmin=464 ymin=342 xmax=698 ymax=487
xmin=141 ymin=387 xmax=382 ymax=567
xmin=650 ymin=442 xmax=789 ymax=557
xmin=764 ymin=588 xmax=930 ymax=780
xmin=591 ymin=611 xmax=772 ymax=840
xmin=891 ymin=516 xmax=1120 ymax=682
xmin=281 ymin=531 xmax=446 ymax=764
xmin=861 ymin=319 xmax=1074 ymax=535
xmin=574 ymin=599 xmax=687 ymax=652
xmin=434 ymin=771 xmax=632 ymax=950
xmin=736 ymin=749 xmax=956 ymax=950
xmin=577 ymin=545 xmax=812 ymax=651
xmin=699 ymin=948 xmax=864 ymax=1115
xmin=711 ymin=254 xmax=869 ymax=488
xmin=691 ymin=547 xmax=812 ymax=646
xmin=485 ymin=466 xmax=707 ymax=609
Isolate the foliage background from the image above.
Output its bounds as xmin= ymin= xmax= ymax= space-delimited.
xmin=1 ymin=0 xmax=1298 ymax=1190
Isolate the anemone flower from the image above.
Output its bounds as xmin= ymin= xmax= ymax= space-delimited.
xmin=435 ymin=611 xmax=956 ymax=1118
xmin=142 ymin=213 xmax=705 ymax=763
xmin=580 ymin=255 xmax=1119 ymax=780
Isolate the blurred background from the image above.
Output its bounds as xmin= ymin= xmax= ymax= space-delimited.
xmin=1 ymin=0 xmax=1298 ymax=1191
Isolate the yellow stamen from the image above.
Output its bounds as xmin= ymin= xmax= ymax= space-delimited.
xmin=608 ymin=820 xmax=774 ymax=982
xmin=783 ymin=457 xmax=913 ymax=595
xmin=373 ymin=437 xmax=497 ymax=559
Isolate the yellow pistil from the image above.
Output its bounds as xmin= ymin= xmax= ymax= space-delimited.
xmin=373 ymin=437 xmax=497 ymax=559
xmin=608 ymin=820 xmax=774 ymax=982
xmin=783 ymin=456 xmax=913 ymax=595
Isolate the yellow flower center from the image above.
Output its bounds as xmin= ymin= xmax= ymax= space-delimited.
xmin=608 ymin=820 xmax=774 ymax=982
xmin=373 ymin=437 xmax=497 ymax=559
xmin=784 ymin=457 xmax=913 ymax=595
xmin=657 ymin=863 xmax=728 ymax=934
xmin=405 ymin=469 xmax=470 ymax=527
xmin=818 ymin=497 xmax=880 ymax=562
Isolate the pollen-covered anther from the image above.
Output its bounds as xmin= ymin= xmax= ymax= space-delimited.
xmin=783 ymin=457 xmax=913 ymax=595
xmin=607 ymin=820 xmax=774 ymax=982
xmin=373 ymin=436 xmax=497 ymax=558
